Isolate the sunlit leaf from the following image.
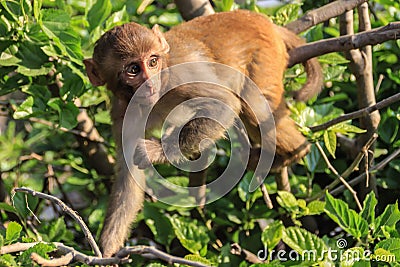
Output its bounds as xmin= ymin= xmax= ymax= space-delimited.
xmin=324 ymin=193 xmax=369 ymax=238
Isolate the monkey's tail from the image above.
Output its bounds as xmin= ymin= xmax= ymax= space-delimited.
xmin=275 ymin=25 xmax=324 ymax=102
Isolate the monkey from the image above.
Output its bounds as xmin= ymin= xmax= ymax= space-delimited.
xmin=84 ymin=10 xmax=323 ymax=257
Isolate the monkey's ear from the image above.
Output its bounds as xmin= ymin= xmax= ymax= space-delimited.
xmin=152 ymin=24 xmax=170 ymax=54
xmin=83 ymin=58 xmax=106 ymax=86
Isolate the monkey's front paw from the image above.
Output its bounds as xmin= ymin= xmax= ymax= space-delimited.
xmin=134 ymin=139 xmax=164 ymax=169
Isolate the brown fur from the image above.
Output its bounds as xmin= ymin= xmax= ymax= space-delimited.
xmin=84 ymin=10 xmax=323 ymax=257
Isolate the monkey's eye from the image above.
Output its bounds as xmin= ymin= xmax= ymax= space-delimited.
xmin=148 ymin=57 xmax=158 ymax=68
xmin=126 ymin=64 xmax=141 ymax=76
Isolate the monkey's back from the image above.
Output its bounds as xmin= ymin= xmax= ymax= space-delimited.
xmin=165 ymin=9 xmax=289 ymax=109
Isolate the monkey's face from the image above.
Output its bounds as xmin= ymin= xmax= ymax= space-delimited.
xmin=117 ymin=53 xmax=164 ymax=105
xmin=85 ymin=22 xmax=170 ymax=105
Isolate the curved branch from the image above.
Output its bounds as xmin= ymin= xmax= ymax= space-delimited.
xmin=285 ymin=0 xmax=368 ymax=34
xmin=309 ymin=92 xmax=400 ymax=132
xmin=1 ymin=242 xmax=212 ymax=267
xmin=288 ymin=22 xmax=400 ymax=67
xmin=12 ymin=187 xmax=102 ymax=258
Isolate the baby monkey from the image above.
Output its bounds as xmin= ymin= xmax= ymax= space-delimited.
xmin=84 ymin=10 xmax=323 ymax=257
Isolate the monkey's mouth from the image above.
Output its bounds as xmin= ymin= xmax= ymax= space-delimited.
xmin=134 ymin=91 xmax=160 ymax=105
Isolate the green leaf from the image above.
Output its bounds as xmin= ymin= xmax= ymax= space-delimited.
xmin=329 ymin=123 xmax=366 ymax=134
xmin=40 ymin=9 xmax=83 ymax=64
xmin=375 ymin=238 xmax=400 ymax=259
xmin=324 ymin=193 xmax=369 ymax=238
xmin=304 ymin=143 xmax=324 ymax=173
xmin=360 ymin=191 xmax=377 ymax=225
xmin=144 ymin=202 xmax=174 ymax=246
xmin=319 ymin=53 xmax=349 ymax=65
xmin=261 ymin=220 xmax=284 ymax=250
xmin=12 ymin=192 xmax=39 ymax=220
xmin=19 ymin=243 xmax=55 ymax=265
xmin=0 ymin=203 xmax=18 ymax=214
xmin=0 ymin=53 xmax=20 ymax=66
xmin=373 ymin=248 xmax=396 ymax=264
xmin=307 ymin=200 xmax=325 ymax=215
xmin=169 ymin=216 xmax=209 ymax=256
xmin=276 ymin=191 xmax=298 ymax=211
xmin=323 ymin=130 xmax=337 ymax=158
xmin=0 ymin=254 xmax=17 ymax=267
xmin=45 ymin=217 xmax=68 ymax=242
xmin=184 ymin=254 xmax=214 ymax=266
xmin=273 ymin=3 xmax=302 ymax=25
xmin=47 ymin=99 xmax=79 ymax=129
xmin=13 ymin=96 xmax=34 ymax=119
xmin=238 ymin=172 xmax=253 ymax=202
xmin=340 ymin=247 xmax=368 ymax=267
xmin=5 ymin=221 xmax=22 ymax=244
xmin=60 ymin=71 xmax=85 ymax=99
xmin=87 ymin=0 xmax=112 ymax=32
xmin=374 ymin=202 xmax=400 ymax=237
xmin=282 ymin=227 xmax=328 ymax=262
xmin=41 ymin=9 xmax=69 ymax=32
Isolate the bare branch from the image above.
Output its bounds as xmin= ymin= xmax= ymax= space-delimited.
xmin=231 ymin=243 xmax=263 ymax=264
xmin=315 ymin=142 xmax=362 ymax=210
xmin=331 ymin=147 xmax=400 ymax=196
xmin=117 ymin=246 xmax=212 ymax=267
xmin=0 ymin=242 xmax=38 ymax=254
xmin=1 ymin=241 xmax=212 ymax=267
xmin=31 ymin=252 xmax=73 ymax=267
xmin=288 ymin=22 xmax=400 ymax=67
xmin=307 ymin=133 xmax=378 ymax=202
xmin=12 ymin=187 xmax=102 ymax=258
xmin=286 ymin=0 xmax=368 ymax=34
xmin=309 ymin=92 xmax=400 ymax=132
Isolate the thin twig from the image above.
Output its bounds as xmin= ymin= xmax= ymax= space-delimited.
xmin=28 ymin=117 xmax=107 ymax=145
xmin=12 ymin=187 xmax=102 ymax=257
xmin=315 ymin=142 xmax=362 ymax=210
xmin=257 ymin=176 xmax=273 ymax=209
xmin=309 ymin=93 xmax=400 ymax=132
xmin=230 ymin=243 xmax=263 ymax=264
xmin=307 ymin=134 xmax=378 ymax=202
xmin=260 ymin=183 xmax=273 ymax=209
xmin=331 ymin=148 xmax=400 ymax=196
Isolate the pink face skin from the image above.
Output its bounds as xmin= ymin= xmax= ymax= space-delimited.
xmin=121 ymin=53 xmax=163 ymax=105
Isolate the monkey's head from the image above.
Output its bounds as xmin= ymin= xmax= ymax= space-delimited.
xmin=84 ymin=23 xmax=170 ymax=105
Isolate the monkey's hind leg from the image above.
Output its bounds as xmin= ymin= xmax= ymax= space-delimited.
xmin=273 ymin=114 xmax=311 ymax=170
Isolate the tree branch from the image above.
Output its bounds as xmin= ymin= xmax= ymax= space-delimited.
xmin=315 ymin=142 xmax=362 ymax=210
xmin=12 ymin=187 xmax=102 ymax=258
xmin=309 ymin=92 xmax=400 ymax=132
xmin=230 ymin=243 xmax=263 ymax=264
xmin=1 ymin=241 xmax=212 ymax=267
xmin=288 ymin=22 xmax=400 ymax=67
xmin=331 ymin=147 xmax=400 ymax=196
xmin=286 ymin=0 xmax=368 ymax=34
xmin=307 ymin=133 xmax=377 ymax=202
